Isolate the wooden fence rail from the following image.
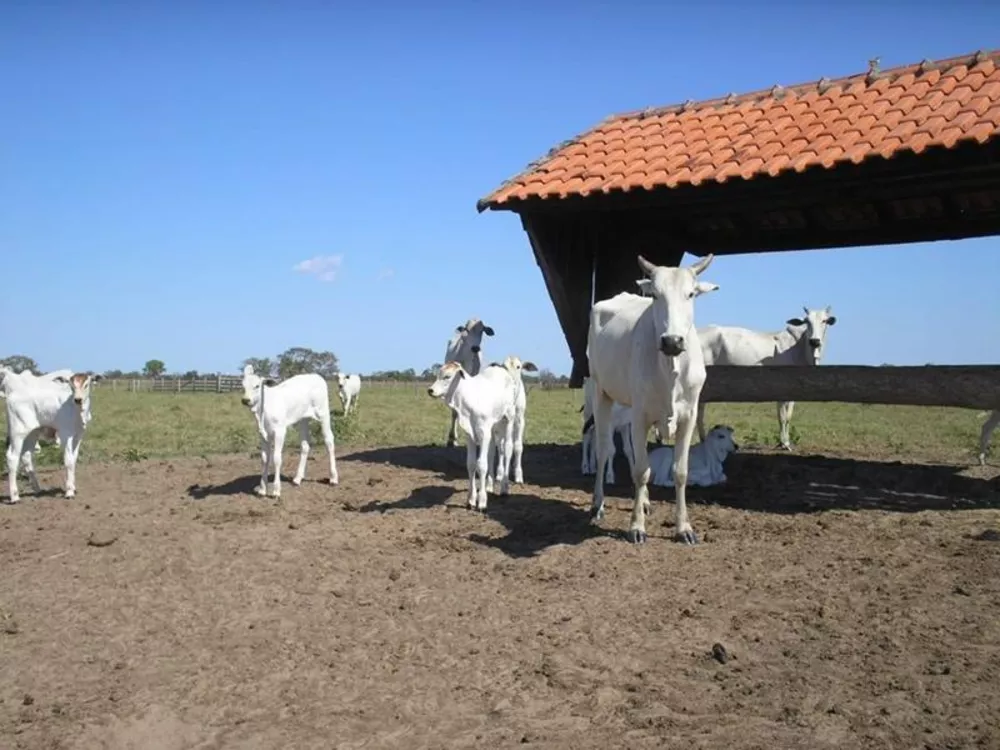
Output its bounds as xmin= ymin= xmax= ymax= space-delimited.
xmin=91 ymin=377 xmax=469 ymax=394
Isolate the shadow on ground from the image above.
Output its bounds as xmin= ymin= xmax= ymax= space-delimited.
xmin=344 ymin=443 xmax=1000 ymax=515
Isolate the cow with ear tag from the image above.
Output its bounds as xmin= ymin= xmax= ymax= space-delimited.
xmin=442 ymin=318 xmax=495 ymax=447
xmin=587 ymin=252 xmax=720 ymax=545
xmin=239 ymin=364 xmax=338 ymax=499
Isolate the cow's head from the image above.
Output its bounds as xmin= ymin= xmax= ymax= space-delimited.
xmin=636 ymin=254 xmax=719 ymax=357
xmin=500 ymin=355 xmax=538 ymax=380
xmin=786 ymin=306 xmax=837 ymax=364
xmin=427 ymin=361 xmax=466 ymax=399
xmin=454 ymin=318 xmax=495 ymax=355
xmin=336 ymin=372 xmax=349 ymax=387
xmin=241 ymin=364 xmax=277 ymax=408
xmin=707 ymin=424 xmax=740 ymax=458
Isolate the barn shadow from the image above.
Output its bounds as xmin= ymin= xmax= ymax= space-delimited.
xmin=344 ymin=443 xmax=1000 ymax=515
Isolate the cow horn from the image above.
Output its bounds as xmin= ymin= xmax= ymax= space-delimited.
xmin=637 ymin=255 xmax=657 ymax=277
xmin=690 ymin=253 xmax=715 ymax=276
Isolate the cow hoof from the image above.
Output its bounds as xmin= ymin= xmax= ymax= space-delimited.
xmin=328 ymin=475 xmax=339 ymax=485
xmin=6 ymin=497 xmax=20 ymax=505
xmin=627 ymin=529 xmax=647 ymax=544
xmin=291 ymin=477 xmax=303 ymax=487
xmin=675 ymin=529 xmax=699 ymax=545
xmin=776 ymin=442 xmax=793 ymax=451
xmin=589 ymin=506 xmax=605 ymax=523
xmin=64 ymin=490 xmax=75 ymax=499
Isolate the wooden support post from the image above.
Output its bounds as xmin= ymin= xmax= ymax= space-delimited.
xmin=701 ymin=364 xmax=1000 ymax=410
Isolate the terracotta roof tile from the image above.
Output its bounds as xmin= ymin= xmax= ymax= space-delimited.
xmin=479 ymin=49 xmax=1000 ymax=211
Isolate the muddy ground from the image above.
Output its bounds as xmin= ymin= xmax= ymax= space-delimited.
xmin=2 ymin=444 xmax=1000 ymax=750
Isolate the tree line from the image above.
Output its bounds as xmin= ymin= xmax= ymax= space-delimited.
xmin=0 ymin=351 xmax=566 ymax=384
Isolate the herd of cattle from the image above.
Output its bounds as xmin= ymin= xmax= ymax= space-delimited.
xmin=2 ymin=253 xmax=998 ymax=545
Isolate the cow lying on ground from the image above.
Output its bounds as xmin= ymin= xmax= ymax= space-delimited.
xmin=239 ymin=365 xmax=338 ymax=498
xmin=586 ymin=252 xmax=720 ymax=545
xmin=4 ymin=372 xmax=100 ymax=503
xmin=649 ymin=424 xmax=738 ymax=487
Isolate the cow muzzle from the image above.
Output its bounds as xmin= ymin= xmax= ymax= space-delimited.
xmin=659 ymin=335 xmax=685 ymax=356
xmin=470 ymin=345 xmax=481 ymax=354
xmin=808 ymin=338 xmax=821 ymax=349
xmin=73 ymin=397 xmax=83 ymax=405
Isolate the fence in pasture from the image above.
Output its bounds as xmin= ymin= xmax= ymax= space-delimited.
xmin=93 ymin=377 xmax=572 ymax=395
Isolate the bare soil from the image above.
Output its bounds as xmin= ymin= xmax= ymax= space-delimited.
xmin=2 ymin=444 xmax=1000 ymax=750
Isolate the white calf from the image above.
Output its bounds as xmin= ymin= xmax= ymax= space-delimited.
xmin=650 ymin=424 xmax=739 ymax=487
xmin=580 ymin=375 xmax=670 ymax=477
xmin=587 ymin=253 xmax=720 ymax=544
xmin=486 ymin=355 xmax=538 ymax=487
xmin=336 ymin=373 xmax=362 ymax=414
xmin=443 ymin=318 xmax=495 ymax=446
xmin=581 ymin=401 xmax=637 ymax=484
xmin=427 ymin=360 xmax=515 ymax=511
xmin=698 ymin=306 xmax=837 ymax=449
xmin=980 ymin=410 xmax=1000 ymax=466
xmin=239 ymin=365 xmax=338 ymax=498
xmin=4 ymin=372 xmax=100 ymax=503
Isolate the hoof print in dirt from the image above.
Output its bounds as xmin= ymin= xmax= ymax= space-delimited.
xmin=87 ymin=530 xmax=118 ymax=548
xmin=711 ymin=643 xmax=730 ymax=664
xmin=972 ymin=529 xmax=1000 ymax=542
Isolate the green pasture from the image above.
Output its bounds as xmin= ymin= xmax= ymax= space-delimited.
xmin=0 ymin=381 xmax=993 ymax=470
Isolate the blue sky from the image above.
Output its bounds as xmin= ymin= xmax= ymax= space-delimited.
xmin=3 ymin=2 xmax=998 ymax=376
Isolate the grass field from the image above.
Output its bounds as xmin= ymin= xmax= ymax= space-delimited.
xmin=1 ymin=381 xmax=993 ymax=469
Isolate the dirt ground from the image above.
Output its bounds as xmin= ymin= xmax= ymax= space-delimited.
xmin=2 ymin=444 xmax=1000 ymax=750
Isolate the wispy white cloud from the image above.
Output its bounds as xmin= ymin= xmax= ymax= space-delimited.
xmin=377 ymin=266 xmax=395 ymax=281
xmin=293 ymin=254 xmax=343 ymax=282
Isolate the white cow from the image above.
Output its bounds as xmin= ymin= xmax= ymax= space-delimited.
xmin=698 ymin=306 xmax=837 ymax=449
xmin=650 ymin=424 xmax=739 ymax=487
xmin=0 ymin=366 xmax=77 ymax=451
xmin=587 ymin=253 xmax=719 ymax=544
xmin=443 ymin=318 xmax=495 ymax=447
xmin=980 ymin=410 xmax=1000 ymax=466
xmin=239 ymin=365 xmax=338 ymax=498
xmin=427 ymin=360 xmax=515 ymax=511
xmin=336 ymin=373 xmax=362 ymax=414
xmin=485 ymin=355 xmax=538 ymax=487
xmin=4 ymin=371 xmax=101 ymax=503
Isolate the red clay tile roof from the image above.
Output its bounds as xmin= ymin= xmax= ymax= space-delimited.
xmin=478 ymin=50 xmax=1000 ymax=212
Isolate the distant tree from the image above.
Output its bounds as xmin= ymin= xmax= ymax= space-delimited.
xmin=143 ymin=359 xmax=166 ymax=377
xmin=0 ymin=355 xmax=39 ymax=374
xmin=419 ymin=363 xmax=441 ymax=380
xmin=276 ymin=347 xmax=339 ymax=380
xmin=182 ymin=370 xmax=200 ymax=380
xmin=103 ymin=369 xmax=124 ymax=379
xmin=242 ymin=357 xmax=276 ymax=378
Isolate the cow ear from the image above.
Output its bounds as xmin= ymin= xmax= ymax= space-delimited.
xmin=635 ymin=279 xmax=653 ymax=295
xmin=694 ymin=281 xmax=719 ymax=296
xmin=786 ymin=318 xmax=805 ymax=326
xmin=263 ymin=378 xmax=277 ymax=387
xmin=455 ymin=325 xmax=466 ymax=333
xmin=483 ymin=326 xmax=495 ymax=336
xmin=52 ymin=374 xmax=72 ymax=384
xmin=522 ymin=361 xmax=538 ymax=372
xmin=826 ymin=315 xmax=837 ymax=325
